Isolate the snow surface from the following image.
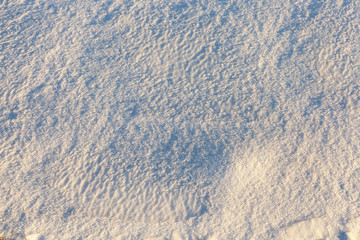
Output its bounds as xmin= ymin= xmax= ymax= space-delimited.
xmin=0 ymin=0 xmax=359 ymax=239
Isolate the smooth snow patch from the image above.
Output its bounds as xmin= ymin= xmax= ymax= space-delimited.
xmin=26 ymin=234 xmax=45 ymax=240
xmin=280 ymin=217 xmax=329 ymax=240
xmin=346 ymin=217 xmax=360 ymax=240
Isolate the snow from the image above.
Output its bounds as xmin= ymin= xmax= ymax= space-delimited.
xmin=0 ymin=0 xmax=359 ymax=239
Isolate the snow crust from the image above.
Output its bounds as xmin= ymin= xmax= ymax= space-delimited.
xmin=0 ymin=0 xmax=359 ymax=239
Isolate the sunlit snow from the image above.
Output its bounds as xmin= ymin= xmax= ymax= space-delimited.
xmin=1 ymin=0 xmax=359 ymax=239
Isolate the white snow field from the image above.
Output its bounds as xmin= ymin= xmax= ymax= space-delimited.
xmin=0 ymin=0 xmax=359 ymax=239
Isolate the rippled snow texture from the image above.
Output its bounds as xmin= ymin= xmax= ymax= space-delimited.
xmin=1 ymin=0 xmax=359 ymax=239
